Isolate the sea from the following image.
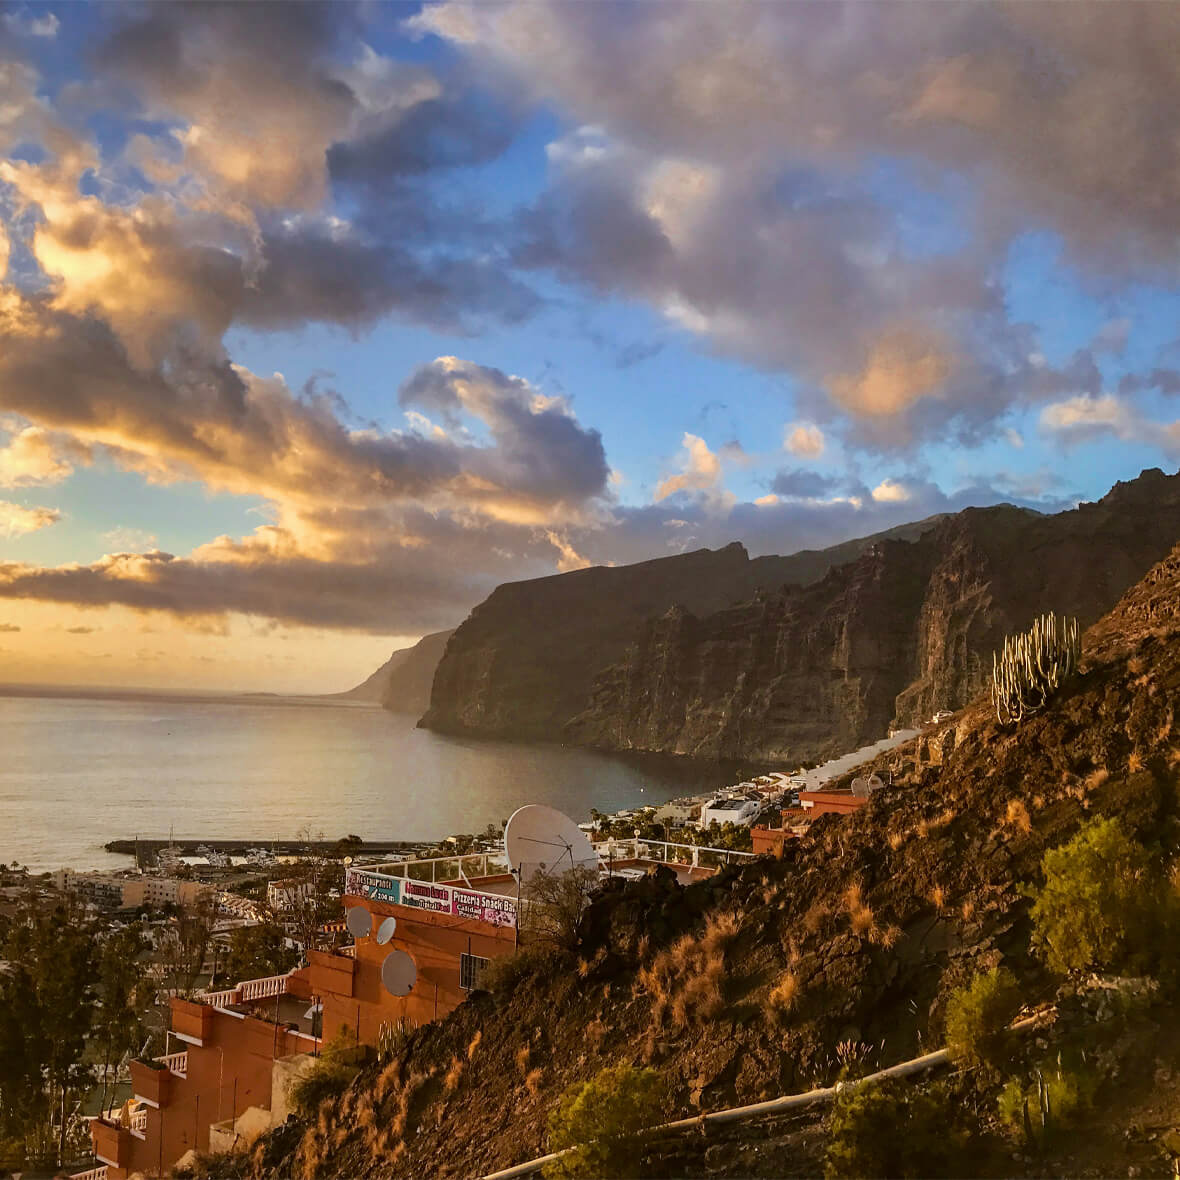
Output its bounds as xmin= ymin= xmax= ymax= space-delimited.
xmin=0 ymin=689 xmax=723 ymax=873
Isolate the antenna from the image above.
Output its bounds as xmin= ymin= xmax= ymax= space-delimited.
xmin=380 ymin=949 xmax=416 ymax=996
xmin=375 ymin=916 xmax=397 ymax=945
xmin=345 ymin=905 xmax=372 ymax=939
xmin=504 ymin=805 xmax=597 ymax=885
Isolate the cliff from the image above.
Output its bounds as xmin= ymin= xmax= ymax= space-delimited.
xmin=419 ymin=517 xmax=944 ymax=741
xmin=566 ymin=469 xmax=1180 ymax=762
xmin=338 ymin=629 xmax=454 ymax=713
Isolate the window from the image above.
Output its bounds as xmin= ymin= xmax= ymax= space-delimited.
xmin=460 ymin=952 xmax=491 ymax=992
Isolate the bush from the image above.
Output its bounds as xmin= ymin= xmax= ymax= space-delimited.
xmin=287 ymin=1030 xmax=367 ymax=1120
xmin=944 ymin=967 xmax=1022 ymax=1070
xmin=997 ymin=1057 xmax=1098 ymax=1148
xmin=824 ymin=1079 xmax=970 ymax=1178
xmin=479 ymin=943 xmax=560 ymax=999
xmin=1030 ymin=816 xmax=1161 ymax=976
xmin=543 ymin=1063 xmax=665 ymax=1179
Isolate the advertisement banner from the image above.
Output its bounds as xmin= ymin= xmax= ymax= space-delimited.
xmin=400 ymin=879 xmax=452 ymax=913
xmin=345 ymin=869 xmax=401 ymax=906
xmin=451 ymin=888 xmax=517 ymax=928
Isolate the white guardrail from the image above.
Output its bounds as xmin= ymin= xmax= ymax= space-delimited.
xmin=345 ymin=839 xmax=755 ymax=929
xmin=156 ymin=1050 xmax=187 ymax=1076
xmin=70 ymin=1168 xmax=108 ymax=1180
xmin=195 ymin=972 xmax=292 ymax=1008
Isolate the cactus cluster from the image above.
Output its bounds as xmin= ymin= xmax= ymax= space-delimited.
xmin=991 ymin=612 xmax=1081 ymax=725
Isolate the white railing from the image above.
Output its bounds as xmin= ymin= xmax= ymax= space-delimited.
xmin=70 ymin=1167 xmax=108 ymax=1180
xmin=155 ymin=1051 xmax=187 ymax=1077
xmin=369 ymin=850 xmax=509 ymax=883
xmin=594 ymin=837 xmax=756 ymax=867
xmin=195 ymin=972 xmax=293 ymax=1007
xmin=130 ymin=1109 xmax=148 ymax=1132
xmin=339 ymin=944 xmax=356 ymax=958
xmin=238 ymin=973 xmax=290 ymax=1001
xmin=195 ymin=987 xmax=240 ymax=1007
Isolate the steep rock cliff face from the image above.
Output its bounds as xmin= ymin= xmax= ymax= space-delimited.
xmin=338 ymin=629 xmax=454 ymax=713
xmin=565 ymin=470 xmax=1180 ymax=762
xmin=420 ymin=518 xmax=943 ymax=741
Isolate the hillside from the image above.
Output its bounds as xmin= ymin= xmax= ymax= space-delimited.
xmin=337 ymin=630 xmax=454 ymax=713
xmin=418 ymin=516 xmax=946 ymax=741
xmin=235 ymin=540 xmax=1180 ymax=1180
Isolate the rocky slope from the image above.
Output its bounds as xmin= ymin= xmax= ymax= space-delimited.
xmin=237 ymin=539 xmax=1180 ymax=1180
xmin=419 ymin=517 xmax=945 ymax=741
xmin=337 ymin=629 xmax=454 ymax=713
xmin=565 ymin=468 xmax=1180 ymax=762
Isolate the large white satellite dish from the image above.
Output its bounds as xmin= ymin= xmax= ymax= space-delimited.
xmin=505 ymin=804 xmax=598 ymax=885
xmin=345 ymin=905 xmax=372 ymax=939
xmin=380 ymin=949 xmax=417 ymax=996
xmin=375 ymin=915 xmax=397 ymax=944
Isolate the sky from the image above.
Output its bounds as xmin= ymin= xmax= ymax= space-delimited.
xmin=2 ymin=1 xmax=1180 ymax=692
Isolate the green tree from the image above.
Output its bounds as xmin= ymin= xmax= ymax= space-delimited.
xmin=94 ymin=923 xmax=148 ymax=1113
xmin=544 ymin=1063 xmax=665 ymax=1179
xmin=224 ymin=921 xmax=296 ymax=984
xmin=824 ymin=1079 xmax=970 ymax=1179
xmin=0 ymin=898 xmax=98 ymax=1167
xmin=157 ymin=893 xmax=217 ymax=998
xmin=944 ymin=967 xmax=1022 ymax=1071
xmin=1030 ymin=816 xmax=1160 ymax=976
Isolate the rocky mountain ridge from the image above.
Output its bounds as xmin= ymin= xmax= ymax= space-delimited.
xmin=424 ymin=469 xmax=1180 ymax=765
xmin=338 ymin=629 xmax=454 ymax=713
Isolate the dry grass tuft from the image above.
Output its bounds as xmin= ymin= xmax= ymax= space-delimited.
xmin=929 ymin=884 xmax=946 ymax=911
xmin=466 ymin=1030 xmax=482 ymax=1061
xmin=586 ymin=1017 xmax=607 ymax=1053
xmin=636 ymin=934 xmax=650 ymax=961
xmin=1085 ymin=767 xmax=1111 ymax=791
xmin=961 ymin=898 xmax=976 ymax=922
xmin=844 ymin=883 xmax=876 ymax=938
xmin=915 ymin=818 xmax=930 ymax=840
xmin=1128 ymin=750 xmax=1145 ymax=774
xmin=887 ymin=829 xmax=905 ymax=851
xmin=444 ymin=1055 xmax=464 ymax=1094
xmin=1004 ymin=799 xmax=1032 ymax=834
xmin=637 ymin=912 xmax=738 ymax=1031
xmin=767 ymin=970 xmax=800 ymax=1020
xmin=525 ymin=1067 xmax=544 ymax=1098
xmin=873 ymin=924 xmax=902 ymax=949
xmin=514 ymin=1044 xmax=531 ymax=1077
xmin=576 ymin=957 xmax=592 ymax=979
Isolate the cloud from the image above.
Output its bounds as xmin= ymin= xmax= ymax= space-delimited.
xmin=3 ymin=9 xmax=59 ymax=38
xmin=770 ymin=469 xmax=841 ymax=499
xmin=654 ymin=433 xmax=724 ymax=503
xmin=0 ymin=424 xmax=89 ymax=487
xmin=784 ymin=423 xmax=825 ymax=459
xmin=1040 ymin=394 xmax=1180 ymax=454
xmin=0 ymin=623 xmax=20 ymax=632
xmin=413 ymin=0 xmax=1180 ymax=446
xmin=0 ymin=500 xmax=60 ymax=538
xmin=871 ymin=478 xmax=913 ymax=504
xmin=102 ymin=527 xmax=158 ymax=552
xmin=65 ymin=625 xmax=97 ymax=634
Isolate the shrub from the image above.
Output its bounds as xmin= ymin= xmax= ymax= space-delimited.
xmin=824 ymin=1079 xmax=970 ymax=1178
xmin=767 ymin=970 xmax=800 ymax=1021
xmin=997 ymin=1057 xmax=1098 ymax=1147
xmin=479 ymin=943 xmax=560 ymax=999
xmin=944 ymin=967 xmax=1022 ymax=1070
xmin=1030 ymin=816 xmax=1161 ymax=976
xmin=522 ymin=865 xmax=600 ymax=949
xmin=288 ymin=1031 xmax=367 ymax=1120
xmin=636 ymin=912 xmax=738 ymax=1031
xmin=544 ymin=1064 xmax=665 ymax=1179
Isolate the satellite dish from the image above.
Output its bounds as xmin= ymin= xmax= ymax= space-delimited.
xmin=381 ymin=949 xmax=416 ymax=996
xmin=345 ymin=905 xmax=372 ymax=939
xmin=375 ymin=916 xmax=397 ymax=944
xmin=505 ymin=804 xmax=597 ymax=885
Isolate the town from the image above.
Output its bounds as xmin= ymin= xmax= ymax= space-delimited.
xmin=0 ymin=715 xmax=956 ymax=1179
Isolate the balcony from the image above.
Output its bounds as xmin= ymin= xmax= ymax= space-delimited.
xmin=194 ymin=971 xmax=295 ymax=1007
xmin=91 ymin=1119 xmax=130 ymax=1168
xmin=130 ymin=1057 xmax=173 ymax=1107
xmin=156 ymin=1050 xmax=188 ymax=1077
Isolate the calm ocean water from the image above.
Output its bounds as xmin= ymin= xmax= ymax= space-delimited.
xmin=0 ymin=691 xmax=718 ymax=873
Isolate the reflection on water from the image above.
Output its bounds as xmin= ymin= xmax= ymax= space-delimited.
xmin=0 ymin=692 xmax=727 ymax=872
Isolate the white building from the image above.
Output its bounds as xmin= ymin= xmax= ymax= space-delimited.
xmin=699 ymin=797 xmax=762 ymax=830
xmin=267 ymin=878 xmax=314 ymax=913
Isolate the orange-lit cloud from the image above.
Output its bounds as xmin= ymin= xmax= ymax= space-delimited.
xmin=0 ymin=500 xmax=60 ymax=538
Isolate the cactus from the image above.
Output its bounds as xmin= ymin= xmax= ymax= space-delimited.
xmin=991 ymin=613 xmax=1081 ymax=726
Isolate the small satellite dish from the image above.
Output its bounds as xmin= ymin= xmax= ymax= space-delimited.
xmin=345 ymin=905 xmax=372 ymax=939
xmin=505 ymin=804 xmax=598 ymax=885
xmin=380 ymin=949 xmax=416 ymax=996
xmin=375 ymin=915 xmax=397 ymax=944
